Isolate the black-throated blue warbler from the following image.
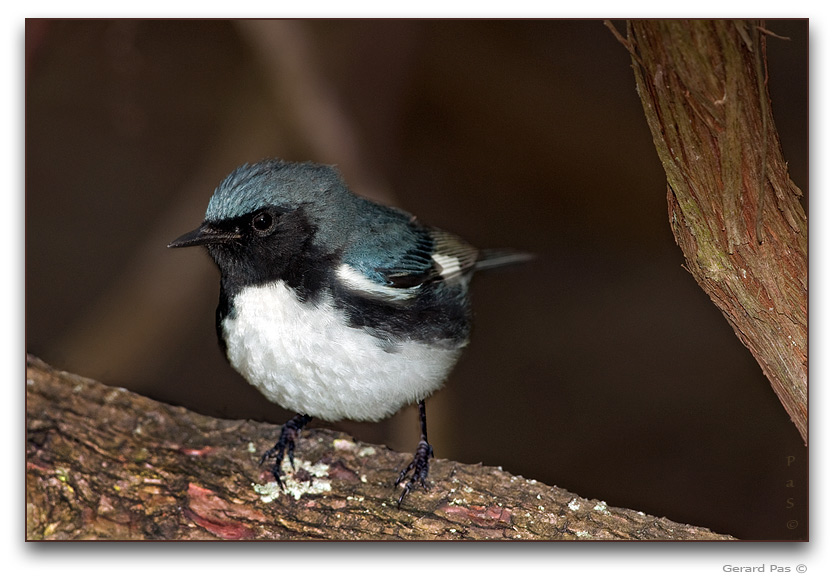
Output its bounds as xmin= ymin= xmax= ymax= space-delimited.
xmin=169 ymin=159 xmax=529 ymax=505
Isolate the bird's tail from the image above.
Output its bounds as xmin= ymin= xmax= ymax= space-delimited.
xmin=474 ymin=249 xmax=535 ymax=271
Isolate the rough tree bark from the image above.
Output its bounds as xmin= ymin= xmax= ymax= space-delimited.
xmin=607 ymin=20 xmax=808 ymax=443
xmin=26 ymin=355 xmax=733 ymax=540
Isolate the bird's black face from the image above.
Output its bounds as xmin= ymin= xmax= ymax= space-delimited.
xmin=170 ymin=204 xmax=332 ymax=299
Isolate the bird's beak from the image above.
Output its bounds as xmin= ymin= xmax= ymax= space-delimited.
xmin=168 ymin=223 xmax=241 ymax=248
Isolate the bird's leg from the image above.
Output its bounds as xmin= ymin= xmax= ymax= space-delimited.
xmin=395 ymin=400 xmax=434 ymax=506
xmin=260 ymin=413 xmax=312 ymax=488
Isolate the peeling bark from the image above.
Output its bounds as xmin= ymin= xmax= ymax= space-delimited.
xmin=26 ymin=355 xmax=733 ymax=540
xmin=608 ymin=20 xmax=808 ymax=442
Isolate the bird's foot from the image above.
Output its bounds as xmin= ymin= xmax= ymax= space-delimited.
xmin=394 ymin=438 xmax=433 ymax=507
xmin=259 ymin=414 xmax=311 ymax=488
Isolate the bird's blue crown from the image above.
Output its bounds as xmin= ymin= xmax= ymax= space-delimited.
xmin=205 ymin=160 xmax=350 ymax=222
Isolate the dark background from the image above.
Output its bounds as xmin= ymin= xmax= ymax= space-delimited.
xmin=25 ymin=19 xmax=808 ymax=540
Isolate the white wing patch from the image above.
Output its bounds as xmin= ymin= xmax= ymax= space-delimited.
xmin=432 ymin=252 xmax=463 ymax=279
xmin=336 ymin=263 xmax=417 ymax=301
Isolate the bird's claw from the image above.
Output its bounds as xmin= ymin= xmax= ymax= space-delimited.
xmin=260 ymin=414 xmax=311 ymax=489
xmin=395 ymin=439 xmax=433 ymax=507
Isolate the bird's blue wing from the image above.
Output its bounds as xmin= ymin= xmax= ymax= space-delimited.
xmin=336 ymin=208 xmax=478 ymax=301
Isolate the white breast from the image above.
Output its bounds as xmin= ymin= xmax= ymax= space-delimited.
xmin=221 ymin=281 xmax=462 ymax=422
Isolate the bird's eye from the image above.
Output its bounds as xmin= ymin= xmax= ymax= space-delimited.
xmin=252 ymin=212 xmax=273 ymax=233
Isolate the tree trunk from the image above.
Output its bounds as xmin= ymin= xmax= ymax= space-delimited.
xmin=608 ymin=20 xmax=808 ymax=443
xmin=26 ymin=355 xmax=733 ymax=540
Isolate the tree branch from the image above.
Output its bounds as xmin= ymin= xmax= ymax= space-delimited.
xmin=610 ymin=20 xmax=808 ymax=442
xmin=26 ymin=355 xmax=733 ymax=540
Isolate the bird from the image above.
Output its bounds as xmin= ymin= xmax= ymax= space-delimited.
xmin=169 ymin=159 xmax=530 ymax=506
